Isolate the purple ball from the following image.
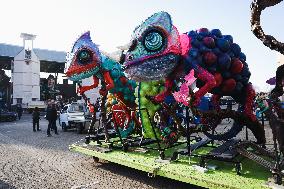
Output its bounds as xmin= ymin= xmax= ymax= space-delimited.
xmin=239 ymin=52 xmax=246 ymax=61
xmin=241 ymin=66 xmax=249 ymax=76
xmin=200 ymin=45 xmax=210 ymax=53
xmin=222 ymin=71 xmax=231 ymax=79
xmin=234 ymin=74 xmax=242 ymax=81
xmin=198 ymin=28 xmax=210 ymax=37
xmin=203 ymin=52 xmax=217 ymax=66
xmin=228 ymin=52 xmax=235 ymax=58
xmin=203 ymin=37 xmax=215 ymax=48
xmin=189 ymin=48 xmax=199 ymax=58
xmin=241 ymin=77 xmax=249 ymax=84
xmin=197 ymin=34 xmax=204 ymax=41
xmin=235 ymin=82 xmax=244 ymax=92
xmin=218 ymin=54 xmax=231 ymax=70
xmin=216 ymin=38 xmax=230 ymax=52
xmin=188 ymin=30 xmax=197 ymax=37
xmin=211 ymin=29 xmax=222 ymax=38
xmin=192 ymin=60 xmax=200 ymax=69
xmin=198 ymin=28 xmax=209 ymax=33
xmin=197 ymin=55 xmax=203 ymax=64
xmin=231 ymin=43 xmax=241 ymax=56
xmin=191 ymin=38 xmax=201 ymax=48
xmin=223 ymin=35 xmax=233 ymax=43
xmin=213 ymin=48 xmax=222 ymax=55
xmin=185 ymin=55 xmax=194 ymax=63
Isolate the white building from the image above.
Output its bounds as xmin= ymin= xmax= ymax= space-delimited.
xmin=12 ymin=33 xmax=40 ymax=106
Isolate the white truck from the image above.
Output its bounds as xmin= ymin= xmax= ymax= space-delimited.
xmin=27 ymin=101 xmax=47 ymax=113
xmin=59 ymin=102 xmax=90 ymax=133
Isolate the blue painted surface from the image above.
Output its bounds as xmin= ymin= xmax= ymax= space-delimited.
xmin=194 ymin=96 xmax=210 ymax=124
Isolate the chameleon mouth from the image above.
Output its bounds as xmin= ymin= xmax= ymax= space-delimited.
xmin=124 ymin=53 xmax=179 ymax=82
xmin=67 ymin=67 xmax=100 ymax=81
xmin=124 ymin=53 xmax=172 ymax=69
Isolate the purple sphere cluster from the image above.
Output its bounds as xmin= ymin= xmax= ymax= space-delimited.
xmin=186 ymin=28 xmax=250 ymax=95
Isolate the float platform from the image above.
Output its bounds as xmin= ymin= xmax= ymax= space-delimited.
xmin=69 ymin=141 xmax=279 ymax=189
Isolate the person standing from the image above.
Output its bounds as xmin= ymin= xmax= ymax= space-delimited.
xmin=46 ymin=103 xmax=52 ymax=136
xmin=17 ymin=104 xmax=23 ymax=120
xmin=32 ymin=107 xmax=41 ymax=132
xmin=46 ymin=104 xmax=58 ymax=137
xmin=51 ymin=104 xmax=58 ymax=135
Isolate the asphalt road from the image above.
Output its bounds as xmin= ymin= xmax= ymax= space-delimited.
xmin=0 ymin=114 xmax=203 ymax=189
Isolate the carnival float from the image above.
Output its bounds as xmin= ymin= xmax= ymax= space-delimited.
xmin=67 ymin=0 xmax=284 ymax=188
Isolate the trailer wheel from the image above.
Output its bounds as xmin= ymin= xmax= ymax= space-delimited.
xmin=76 ymin=123 xmax=84 ymax=134
xmin=159 ymin=151 xmax=165 ymax=160
xmin=273 ymin=173 xmax=282 ymax=185
xmin=122 ymin=142 xmax=129 ymax=152
xmin=85 ymin=137 xmax=90 ymax=144
xmin=235 ymin=163 xmax=242 ymax=175
xmin=199 ymin=158 xmax=206 ymax=167
xmin=93 ymin=156 xmax=99 ymax=163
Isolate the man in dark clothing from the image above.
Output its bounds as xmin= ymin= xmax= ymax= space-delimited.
xmin=271 ymin=64 xmax=284 ymax=97
xmin=46 ymin=104 xmax=58 ymax=137
xmin=17 ymin=104 xmax=23 ymax=120
xmin=32 ymin=107 xmax=41 ymax=131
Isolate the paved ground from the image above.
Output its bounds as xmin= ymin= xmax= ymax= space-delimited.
xmin=0 ymin=114 xmax=203 ymax=189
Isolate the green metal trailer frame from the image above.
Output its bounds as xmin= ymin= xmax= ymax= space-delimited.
xmin=69 ymin=141 xmax=281 ymax=189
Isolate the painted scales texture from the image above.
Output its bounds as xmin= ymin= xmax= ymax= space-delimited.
xmin=101 ymin=56 xmax=137 ymax=103
xmin=138 ymin=81 xmax=164 ymax=138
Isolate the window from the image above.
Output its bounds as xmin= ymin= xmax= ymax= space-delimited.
xmin=25 ymin=49 xmax=31 ymax=60
xmin=68 ymin=103 xmax=85 ymax=113
xmin=16 ymin=98 xmax=22 ymax=104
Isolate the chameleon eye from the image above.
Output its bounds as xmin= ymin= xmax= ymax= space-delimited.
xmin=77 ymin=49 xmax=92 ymax=65
xmin=143 ymin=30 xmax=164 ymax=52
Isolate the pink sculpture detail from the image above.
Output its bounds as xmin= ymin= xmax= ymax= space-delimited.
xmin=173 ymin=70 xmax=196 ymax=106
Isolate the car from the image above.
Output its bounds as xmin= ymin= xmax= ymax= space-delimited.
xmin=59 ymin=102 xmax=89 ymax=133
xmin=0 ymin=108 xmax=17 ymax=122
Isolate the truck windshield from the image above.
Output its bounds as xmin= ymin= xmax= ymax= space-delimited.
xmin=68 ymin=104 xmax=85 ymax=113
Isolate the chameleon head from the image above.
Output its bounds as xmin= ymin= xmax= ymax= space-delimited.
xmin=65 ymin=31 xmax=102 ymax=81
xmin=123 ymin=11 xmax=182 ymax=82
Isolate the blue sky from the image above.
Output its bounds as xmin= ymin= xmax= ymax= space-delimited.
xmin=0 ymin=0 xmax=283 ymax=91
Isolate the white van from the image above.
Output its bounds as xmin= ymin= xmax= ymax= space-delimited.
xmin=59 ymin=102 xmax=88 ymax=133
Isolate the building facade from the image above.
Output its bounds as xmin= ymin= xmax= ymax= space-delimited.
xmin=12 ymin=34 xmax=40 ymax=106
